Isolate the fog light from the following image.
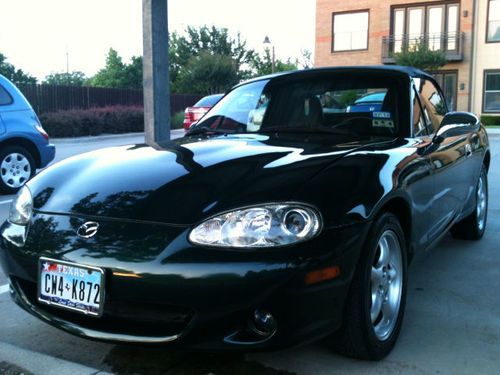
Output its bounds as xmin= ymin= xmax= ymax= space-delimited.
xmin=251 ymin=309 xmax=277 ymax=337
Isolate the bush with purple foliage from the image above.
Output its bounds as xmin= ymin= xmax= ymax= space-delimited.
xmin=39 ymin=106 xmax=144 ymax=137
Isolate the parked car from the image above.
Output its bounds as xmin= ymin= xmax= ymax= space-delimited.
xmin=347 ymin=91 xmax=386 ymax=113
xmin=183 ymin=94 xmax=223 ymax=131
xmin=0 ymin=75 xmax=55 ymax=193
xmin=0 ymin=67 xmax=489 ymax=360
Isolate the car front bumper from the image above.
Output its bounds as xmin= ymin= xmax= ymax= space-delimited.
xmin=0 ymin=212 xmax=371 ymax=350
xmin=38 ymin=143 xmax=56 ymax=168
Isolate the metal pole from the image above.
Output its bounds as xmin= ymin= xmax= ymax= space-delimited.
xmin=142 ymin=0 xmax=171 ymax=144
xmin=66 ymin=51 xmax=69 ymax=74
xmin=272 ymin=46 xmax=275 ymax=74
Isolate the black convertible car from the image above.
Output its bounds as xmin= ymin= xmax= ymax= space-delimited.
xmin=0 ymin=66 xmax=489 ymax=360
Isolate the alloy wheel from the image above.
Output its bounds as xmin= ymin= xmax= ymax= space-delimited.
xmin=476 ymin=172 xmax=487 ymax=232
xmin=370 ymin=229 xmax=403 ymax=341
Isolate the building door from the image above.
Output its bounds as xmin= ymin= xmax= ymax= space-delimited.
xmin=432 ymin=71 xmax=458 ymax=111
xmin=407 ymin=7 xmax=424 ymax=47
xmin=391 ymin=3 xmax=459 ymax=53
xmin=427 ymin=5 xmax=444 ymax=50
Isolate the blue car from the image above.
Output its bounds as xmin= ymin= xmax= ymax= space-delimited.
xmin=347 ymin=91 xmax=386 ymax=113
xmin=0 ymin=75 xmax=55 ymax=194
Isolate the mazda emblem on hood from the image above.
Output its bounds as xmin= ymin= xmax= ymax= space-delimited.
xmin=76 ymin=222 xmax=99 ymax=238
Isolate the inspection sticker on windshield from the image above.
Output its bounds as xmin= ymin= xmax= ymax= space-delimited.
xmin=373 ymin=111 xmax=392 ymax=119
xmin=372 ymin=111 xmax=394 ymax=128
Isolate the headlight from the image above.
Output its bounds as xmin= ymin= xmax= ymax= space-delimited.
xmin=8 ymin=185 xmax=33 ymax=225
xmin=189 ymin=203 xmax=321 ymax=248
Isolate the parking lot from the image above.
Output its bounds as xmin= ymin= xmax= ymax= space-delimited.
xmin=0 ymin=132 xmax=499 ymax=375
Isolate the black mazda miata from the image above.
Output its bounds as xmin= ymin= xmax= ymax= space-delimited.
xmin=0 ymin=66 xmax=489 ymax=360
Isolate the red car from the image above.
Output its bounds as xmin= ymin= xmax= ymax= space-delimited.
xmin=183 ymin=94 xmax=224 ymax=131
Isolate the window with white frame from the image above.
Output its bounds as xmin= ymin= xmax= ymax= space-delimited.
xmin=484 ymin=71 xmax=500 ymax=112
xmin=487 ymin=0 xmax=500 ymax=42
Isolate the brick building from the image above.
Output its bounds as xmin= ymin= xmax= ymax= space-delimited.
xmin=315 ymin=0 xmax=500 ymax=116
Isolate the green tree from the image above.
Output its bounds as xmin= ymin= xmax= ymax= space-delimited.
xmin=174 ymin=52 xmax=239 ymax=94
xmin=124 ymin=56 xmax=143 ymax=89
xmin=89 ymin=48 xmax=126 ymax=88
xmin=250 ymin=49 xmax=298 ymax=76
xmin=43 ymin=71 xmax=87 ymax=86
xmin=393 ymin=40 xmax=447 ymax=72
xmin=0 ymin=53 xmax=37 ymax=84
xmin=89 ymin=49 xmax=142 ymax=89
xmin=169 ymin=25 xmax=256 ymax=87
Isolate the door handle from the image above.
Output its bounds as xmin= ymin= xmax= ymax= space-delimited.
xmin=465 ymin=143 xmax=472 ymax=157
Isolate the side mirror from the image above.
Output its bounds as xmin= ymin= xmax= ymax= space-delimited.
xmin=433 ymin=112 xmax=480 ymax=144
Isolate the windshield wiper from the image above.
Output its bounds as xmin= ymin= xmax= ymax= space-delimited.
xmin=258 ymin=126 xmax=357 ymax=136
xmin=186 ymin=127 xmax=233 ymax=136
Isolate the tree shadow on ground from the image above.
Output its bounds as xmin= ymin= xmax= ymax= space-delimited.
xmin=0 ymin=361 xmax=33 ymax=375
xmin=103 ymin=346 xmax=296 ymax=375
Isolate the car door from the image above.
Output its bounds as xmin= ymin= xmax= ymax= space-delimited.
xmin=406 ymin=85 xmax=437 ymax=248
xmin=0 ymin=83 xmax=10 ymax=134
xmin=414 ymin=78 xmax=474 ymax=239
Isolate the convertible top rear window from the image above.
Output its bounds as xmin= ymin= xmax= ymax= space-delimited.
xmin=195 ymin=73 xmax=405 ymax=138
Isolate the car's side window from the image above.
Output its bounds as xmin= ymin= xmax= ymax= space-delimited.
xmin=0 ymin=84 xmax=12 ymax=106
xmin=414 ymin=78 xmax=447 ymax=134
xmin=412 ymin=87 xmax=427 ymax=137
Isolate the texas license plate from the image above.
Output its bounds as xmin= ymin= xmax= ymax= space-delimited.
xmin=38 ymin=257 xmax=104 ymax=317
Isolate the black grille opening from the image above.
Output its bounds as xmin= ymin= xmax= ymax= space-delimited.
xmin=15 ymin=277 xmax=193 ymax=338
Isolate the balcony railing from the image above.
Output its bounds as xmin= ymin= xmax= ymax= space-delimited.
xmin=381 ymin=32 xmax=465 ymax=64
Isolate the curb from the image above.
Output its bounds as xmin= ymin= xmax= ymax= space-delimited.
xmin=0 ymin=341 xmax=111 ymax=375
xmin=52 ymin=129 xmax=185 ymax=144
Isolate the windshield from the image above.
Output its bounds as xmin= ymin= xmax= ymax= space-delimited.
xmin=194 ymin=94 xmax=224 ymax=107
xmin=191 ymin=73 xmax=403 ymax=137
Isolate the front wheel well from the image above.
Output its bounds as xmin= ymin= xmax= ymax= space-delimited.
xmin=0 ymin=138 xmax=41 ymax=167
xmin=377 ymin=198 xmax=412 ymax=256
xmin=484 ymin=151 xmax=490 ymax=172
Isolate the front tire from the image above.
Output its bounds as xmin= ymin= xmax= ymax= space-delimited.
xmin=0 ymin=145 xmax=36 ymax=194
xmin=333 ymin=212 xmax=408 ymax=360
xmin=450 ymin=165 xmax=488 ymax=240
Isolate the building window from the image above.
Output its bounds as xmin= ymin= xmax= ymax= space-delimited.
xmin=391 ymin=2 xmax=459 ymax=52
xmin=487 ymin=0 xmax=500 ymax=42
xmin=432 ymin=71 xmax=458 ymax=111
xmin=484 ymin=71 xmax=500 ymax=112
xmin=332 ymin=10 xmax=369 ymax=52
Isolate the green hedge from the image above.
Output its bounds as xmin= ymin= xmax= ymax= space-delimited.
xmin=171 ymin=111 xmax=185 ymax=129
xmin=40 ymin=106 xmax=185 ymax=138
xmin=481 ymin=115 xmax=500 ymax=126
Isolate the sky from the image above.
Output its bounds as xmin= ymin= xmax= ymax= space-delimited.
xmin=0 ymin=0 xmax=316 ymax=80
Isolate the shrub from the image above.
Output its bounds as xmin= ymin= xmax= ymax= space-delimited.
xmin=171 ymin=111 xmax=185 ymax=129
xmin=40 ymin=106 xmax=144 ymax=137
xmin=481 ymin=115 xmax=500 ymax=126
xmin=393 ymin=40 xmax=446 ymax=72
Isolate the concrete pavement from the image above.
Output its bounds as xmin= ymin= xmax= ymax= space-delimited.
xmin=0 ymin=133 xmax=498 ymax=374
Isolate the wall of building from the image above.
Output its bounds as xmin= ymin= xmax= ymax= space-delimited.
xmin=471 ymin=0 xmax=500 ymax=116
xmin=315 ymin=0 xmax=475 ymax=111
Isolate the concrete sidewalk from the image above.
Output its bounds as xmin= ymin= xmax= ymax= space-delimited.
xmin=0 ymin=341 xmax=111 ymax=375
xmin=486 ymin=127 xmax=500 ymax=137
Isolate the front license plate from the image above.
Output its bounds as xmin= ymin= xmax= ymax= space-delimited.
xmin=38 ymin=257 xmax=104 ymax=317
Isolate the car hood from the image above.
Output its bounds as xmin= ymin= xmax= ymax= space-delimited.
xmin=28 ymin=133 xmax=385 ymax=225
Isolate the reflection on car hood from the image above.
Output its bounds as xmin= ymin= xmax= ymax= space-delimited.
xmin=28 ymin=133 xmax=385 ymax=225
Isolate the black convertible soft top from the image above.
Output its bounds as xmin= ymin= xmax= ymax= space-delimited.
xmin=238 ymin=65 xmax=435 ymax=88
